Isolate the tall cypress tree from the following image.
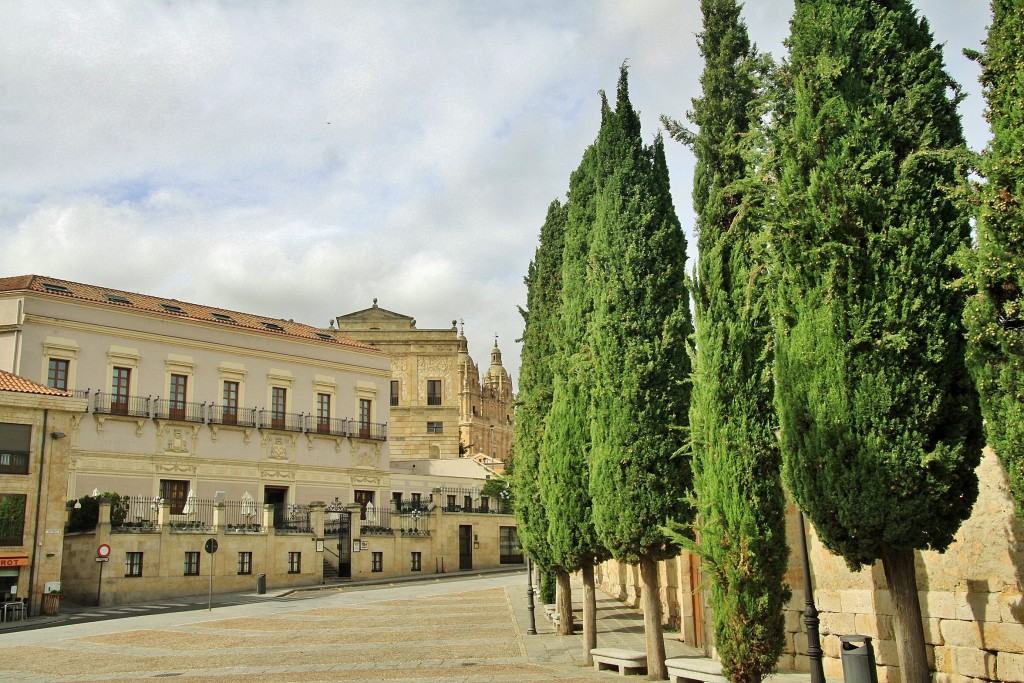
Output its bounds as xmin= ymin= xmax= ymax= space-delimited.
xmin=589 ymin=66 xmax=694 ymax=681
xmin=774 ymin=2 xmax=983 ymax=681
xmin=964 ymin=0 xmax=1024 ymax=516
xmin=669 ymin=2 xmax=789 ymax=681
xmin=513 ymin=199 xmax=567 ymax=601
xmin=540 ymin=138 xmax=607 ymax=653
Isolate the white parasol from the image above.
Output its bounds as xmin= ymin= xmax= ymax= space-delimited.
xmin=181 ymin=488 xmax=197 ymax=515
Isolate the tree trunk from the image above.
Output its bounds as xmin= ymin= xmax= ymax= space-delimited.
xmin=556 ymin=567 xmax=574 ymax=636
xmin=640 ymin=555 xmax=668 ymax=680
xmin=880 ymin=545 xmax=929 ymax=683
xmin=582 ymin=560 xmax=598 ymax=666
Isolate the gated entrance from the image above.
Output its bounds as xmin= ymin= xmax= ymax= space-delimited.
xmin=458 ymin=524 xmax=473 ymax=570
xmin=324 ymin=499 xmax=352 ymax=579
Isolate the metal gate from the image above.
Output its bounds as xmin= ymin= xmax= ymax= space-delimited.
xmin=324 ymin=500 xmax=352 ymax=579
xmin=459 ymin=524 xmax=473 ymax=570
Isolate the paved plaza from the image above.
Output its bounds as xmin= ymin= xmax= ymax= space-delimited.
xmin=0 ymin=570 xmax=709 ymax=682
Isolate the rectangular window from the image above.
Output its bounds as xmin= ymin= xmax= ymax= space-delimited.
xmin=427 ymin=379 xmax=442 ymax=406
xmin=446 ymin=494 xmax=456 ymax=509
xmin=160 ymin=479 xmax=189 ymax=515
xmin=390 ymin=380 xmax=399 ymax=406
xmin=317 ymin=393 xmax=331 ymax=434
xmin=288 ymin=551 xmax=301 ymax=574
xmin=426 ymin=421 xmax=443 ymax=434
xmin=0 ymin=423 xmax=32 ymax=476
xmin=125 ymin=552 xmax=143 ymax=577
xmin=480 ymin=496 xmax=489 ymax=513
xmin=411 ymin=492 xmax=421 ymax=507
xmin=392 ymin=491 xmax=403 ymax=508
xmin=372 ymin=551 xmax=383 ymax=573
xmin=170 ymin=373 xmax=187 ymax=420
xmin=184 ymin=551 xmax=200 ymax=576
xmin=500 ymin=526 xmax=524 ymax=564
xmin=47 ymin=358 xmax=69 ymax=391
xmin=358 ymin=398 xmax=371 ymax=437
xmin=354 ymin=490 xmax=374 ymax=521
xmin=111 ymin=367 xmax=131 ymax=415
xmin=0 ymin=494 xmax=27 ymax=546
xmin=411 ymin=551 xmax=421 ymax=572
xmin=223 ymin=380 xmax=239 ymax=425
xmin=238 ymin=552 xmax=252 ymax=575
xmin=464 ymin=495 xmax=473 ymax=511
xmin=271 ymin=387 xmax=287 ymax=429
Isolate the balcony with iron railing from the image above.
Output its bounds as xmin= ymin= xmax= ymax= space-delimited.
xmin=257 ymin=409 xmax=305 ymax=433
xmin=93 ymin=392 xmax=150 ymax=418
xmin=152 ymin=398 xmax=207 ymax=423
xmin=304 ymin=414 xmax=348 ymax=437
xmin=207 ymin=404 xmax=258 ymax=428
xmin=348 ymin=419 xmax=387 ymax=441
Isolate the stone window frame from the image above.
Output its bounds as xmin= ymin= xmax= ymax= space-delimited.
xmin=41 ymin=337 xmax=79 ymax=392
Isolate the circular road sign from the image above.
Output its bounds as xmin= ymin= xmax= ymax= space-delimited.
xmin=97 ymin=543 xmax=111 ymax=558
xmin=204 ymin=538 xmax=219 ymax=554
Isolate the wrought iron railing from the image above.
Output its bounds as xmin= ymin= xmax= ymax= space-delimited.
xmin=153 ymin=398 xmax=207 ymax=423
xmin=303 ymin=414 xmax=348 ymax=437
xmin=110 ymin=495 xmax=160 ymax=532
xmin=272 ymin=504 xmax=312 ymax=533
xmin=348 ymin=419 xmax=387 ymax=441
xmin=223 ymin=499 xmax=263 ymax=532
xmin=397 ymin=510 xmax=430 ymax=537
xmin=168 ymin=497 xmax=213 ymax=531
xmin=93 ymin=392 xmax=150 ymax=418
xmin=359 ymin=508 xmax=393 ymax=535
xmin=258 ymin=410 xmax=305 ymax=432
xmin=438 ymin=485 xmax=512 ymax=514
xmin=208 ymin=405 xmax=258 ymax=428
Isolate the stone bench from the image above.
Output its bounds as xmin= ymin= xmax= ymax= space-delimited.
xmin=665 ymin=656 xmax=729 ymax=683
xmin=591 ymin=648 xmax=648 ymax=676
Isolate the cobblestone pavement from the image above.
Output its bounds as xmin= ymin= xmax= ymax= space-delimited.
xmin=0 ymin=571 xmax=731 ymax=682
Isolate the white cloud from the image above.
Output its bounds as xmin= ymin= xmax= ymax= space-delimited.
xmin=0 ymin=0 xmax=991 ymax=385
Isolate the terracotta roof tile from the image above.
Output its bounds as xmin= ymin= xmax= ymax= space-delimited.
xmin=0 ymin=370 xmax=73 ymax=397
xmin=0 ymin=275 xmax=382 ymax=354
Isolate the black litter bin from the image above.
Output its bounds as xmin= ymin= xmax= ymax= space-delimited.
xmin=256 ymin=573 xmax=266 ymax=595
xmin=840 ymin=635 xmax=878 ymax=683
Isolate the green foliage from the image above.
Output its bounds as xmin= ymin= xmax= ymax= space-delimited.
xmin=0 ymin=494 xmax=26 ymax=543
xmin=66 ymin=495 xmax=100 ymax=533
xmin=539 ymin=568 xmax=556 ymax=604
xmin=774 ymin=0 xmax=983 ymax=568
xmin=512 ymin=200 xmax=566 ymax=571
xmin=964 ymin=0 xmax=1024 ymax=516
xmin=588 ymin=66 xmax=694 ymax=565
xmin=675 ymin=2 xmax=789 ymax=680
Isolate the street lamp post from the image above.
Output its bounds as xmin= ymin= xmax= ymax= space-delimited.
xmin=775 ymin=427 xmax=825 ymax=683
xmin=526 ymin=557 xmax=537 ymax=635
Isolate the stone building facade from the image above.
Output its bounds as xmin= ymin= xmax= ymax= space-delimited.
xmin=333 ymin=302 xmax=514 ymax=469
xmin=595 ymin=447 xmax=1024 ymax=683
xmin=0 ymin=370 xmax=88 ymax=615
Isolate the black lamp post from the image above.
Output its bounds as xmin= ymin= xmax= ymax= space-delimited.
xmin=775 ymin=427 xmax=825 ymax=683
xmin=526 ymin=557 xmax=538 ymax=635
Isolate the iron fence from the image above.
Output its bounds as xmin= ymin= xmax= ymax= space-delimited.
xmin=258 ymin=410 xmax=305 ymax=432
xmin=168 ymin=497 xmax=214 ymax=531
xmin=438 ymin=485 xmax=512 ymax=514
xmin=396 ymin=510 xmax=431 ymax=536
xmin=93 ymin=392 xmax=150 ymax=418
xmin=208 ymin=405 xmax=258 ymax=428
xmin=153 ymin=398 xmax=207 ymax=423
xmin=272 ymin=503 xmax=313 ymax=533
xmin=359 ymin=507 xmax=393 ymax=535
xmin=304 ymin=414 xmax=348 ymax=437
xmin=110 ymin=495 xmax=160 ymax=531
xmin=222 ymin=499 xmax=264 ymax=532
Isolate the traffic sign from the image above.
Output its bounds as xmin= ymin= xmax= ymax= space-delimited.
xmin=97 ymin=543 xmax=111 ymax=558
xmin=204 ymin=538 xmax=219 ymax=554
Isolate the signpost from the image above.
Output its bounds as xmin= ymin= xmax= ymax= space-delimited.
xmin=96 ymin=544 xmax=111 ymax=606
xmin=204 ymin=538 xmax=218 ymax=611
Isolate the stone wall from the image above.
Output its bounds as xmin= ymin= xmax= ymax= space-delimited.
xmin=595 ymin=448 xmax=1024 ymax=683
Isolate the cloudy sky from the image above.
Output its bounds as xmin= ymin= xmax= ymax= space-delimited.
xmin=0 ymin=1 xmax=991 ymax=385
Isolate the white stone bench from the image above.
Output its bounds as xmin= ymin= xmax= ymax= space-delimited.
xmin=665 ymin=656 xmax=729 ymax=683
xmin=591 ymin=648 xmax=648 ymax=676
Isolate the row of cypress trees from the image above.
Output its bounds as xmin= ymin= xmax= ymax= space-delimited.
xmin=514 ymin=2 xmax=1020 ymax=682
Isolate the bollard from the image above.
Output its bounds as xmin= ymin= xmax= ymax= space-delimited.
xmin=840 ymin=635 xmax=878 ymax=683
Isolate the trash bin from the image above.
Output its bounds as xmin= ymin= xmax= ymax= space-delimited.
xmin=256 ymin=574 xmax=266 ymax=595
xmin=41 ymin=593 xmax=60 ymax=616
xmin=840 ymin=635 xmax=878 ymax=683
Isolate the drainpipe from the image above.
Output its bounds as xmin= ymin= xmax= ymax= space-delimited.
xmin=27 ymin=409 xmax=49 ymax=616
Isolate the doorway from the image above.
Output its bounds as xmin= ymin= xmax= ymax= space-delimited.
xmin=264 ymin=486 xmax=288 ymax=529
xmin=458 ymin=525 xmax=473 ymax=570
